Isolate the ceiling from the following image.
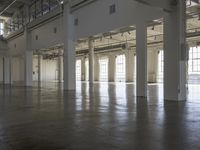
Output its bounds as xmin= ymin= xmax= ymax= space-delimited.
xmin=0 ymin=0 xmax=95 ymax=18
xmin=0 ymin=0 xmax=33 ymax=17
xmin=0 ymin=0 xmax=200 ymax=55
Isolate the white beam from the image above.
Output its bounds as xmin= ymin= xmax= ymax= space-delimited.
xmin=133 ymin=0 xmax=173 ymax=12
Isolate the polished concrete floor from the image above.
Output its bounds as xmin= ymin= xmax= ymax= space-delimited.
xmin=0 ymin=82 xmax=200 ymax=150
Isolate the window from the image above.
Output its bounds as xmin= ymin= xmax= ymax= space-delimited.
xmin=99 ymin=57 xmax=108 ymax=82
xmin=50 ymin=0 xmax=59 ymax=10
xmin=134 ymin=54 xmax=136 ymax=82
xmin=36 ymin=0 xmax=42 ymax=18
xmin=0 ymin=22 xmax=4 ymax=35
xmin=188 ymin=46 xmax=200 ymax=84
xmin=109 ymin=4 xmax=116 ymax=14
xmin=85 ymin=58 xmax=89 ymax=81
xmin=76 ymin=59 xmax=81 ymax=81
xmin=43 ymin=0 xmax=50 ymax=14
xmin=116 ymin=55 xmax=126 ymax=82
xmin=29 ymin=0 xmax=60 ymax=23
xmin=29 ymin=3 xmax=36 ymax=22
xmin=157 ymin=50 xmax=164 ymax=83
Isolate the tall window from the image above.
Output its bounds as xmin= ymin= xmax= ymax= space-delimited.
xmin=116 ymin=55 xmax=126 ymax=82
xmin=76 ymin=59 xmax=81 ymax=81
xmin=0 ymin=22 xmax=4 ymax=35
xmin=99 ymin=57 xmax=108 ymax=82
xmin=188 ymin=46 xmax=200 ymax=83
xmin=134 ymin=54 xmax=136 ymax=82
xmin=85 ymin=58 xmax=89 ymax=81
xmin=157 ymin=50 xmax=164 ymax=83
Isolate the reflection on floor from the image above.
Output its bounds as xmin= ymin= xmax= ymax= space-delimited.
xmin=0 ymin=82 xmax=200 ymax=150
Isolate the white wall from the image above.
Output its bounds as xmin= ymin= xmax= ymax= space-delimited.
xmin=74 ymin=0 xmax=163 ymax=39
xmin=147 ymin=49 xmax=159 ymax=83
xmin=42 ymin=59 xmax=58 ymax=81
xmin=11 ymin=56 xmax=24 ymax=82
xmin=33 ymin=56 xmax=58 ymax=81
xmin=31 ymin=17 xmax=63 ymax=51
xmin=7 ymin=34 xmax=26 ymax=55
xmin=6 ymin=0 xmax=164 ymax=56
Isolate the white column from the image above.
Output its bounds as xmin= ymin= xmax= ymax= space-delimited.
xmin=3 ymin=56 xmax=11 ymax=84
xmin=58 ymin=49 xmax=63 ymax=82
xmin=94 ymin=54 xmax=99 ymax=81
xmin=125 ymin=50 xmax=134 ymax=82
xmin=81 ymin=57 xmax=86 ymax=81
xmin=24 ymin=27 xmax=33 ymax=87
xmin=63 ymin=2 xmax=75 ymax=90
xmin=164 ymin=0 xmax=187 ymax=101
xmin=24 ymin=51 xmax=33 ymax=86
xmin=136 ymin=21 xmax=147 ymax=97
xmin=88 ymin=38 xmax=94 ymax=84
xmin=38 ymin=54 xmax=42 ymax=82
xmin=108 ymin=54 xmax=116 ymax=82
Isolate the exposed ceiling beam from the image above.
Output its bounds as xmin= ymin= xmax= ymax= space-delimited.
xmin=17 ymin=0 xmax=32 ymax=5
xmin=0 ymin=0 xmax=18 ymax=16
xmin=0 ymin=12 xmax=13 ymax=17
xmin=133 ymin=0 xmax=174 ymax=12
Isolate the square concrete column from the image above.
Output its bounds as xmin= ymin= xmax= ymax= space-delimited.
xmin=24 ymin=27 xmax=33 ymax=87
xmin=136 ymin=22 xmax=147 ymax=97
xmin=3 ymin=56 xmax=12 ymax=84
xmin=57 ymin=49 xmax=63 ymax=82
xmin=94 ymin=55 xmax=99 ymax=81
xmin=63 ymin=2 xmax=76 ymax=90
xmin=125 ymin=50 xmax=134 ymax=82
xmin=38 ymin=54 xmax=42 ymax=82
xmin=164 ymin=0 xmax=187 ymax=101
xmin=24 ymin=51 xmax=33 ymax=86
xmin=81 ymin=57 xmax=86 ymax=81
xmin=108 ymin=54 xmax=116 ymax=82
xmin=88 ymin=38 xmax=94 ymax=84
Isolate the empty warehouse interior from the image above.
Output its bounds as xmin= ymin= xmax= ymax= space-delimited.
xmin=0 ymin=0 xmax=200 ymax=149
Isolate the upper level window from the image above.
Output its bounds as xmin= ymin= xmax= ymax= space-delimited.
xmin=0 ymin=22 xmax=4 ymax=35
xmin=29 ymin=0 xmax=60 ymax=22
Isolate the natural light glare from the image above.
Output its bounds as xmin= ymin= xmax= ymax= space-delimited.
xmin=116 ymin=54 xmax=126 ymax=82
